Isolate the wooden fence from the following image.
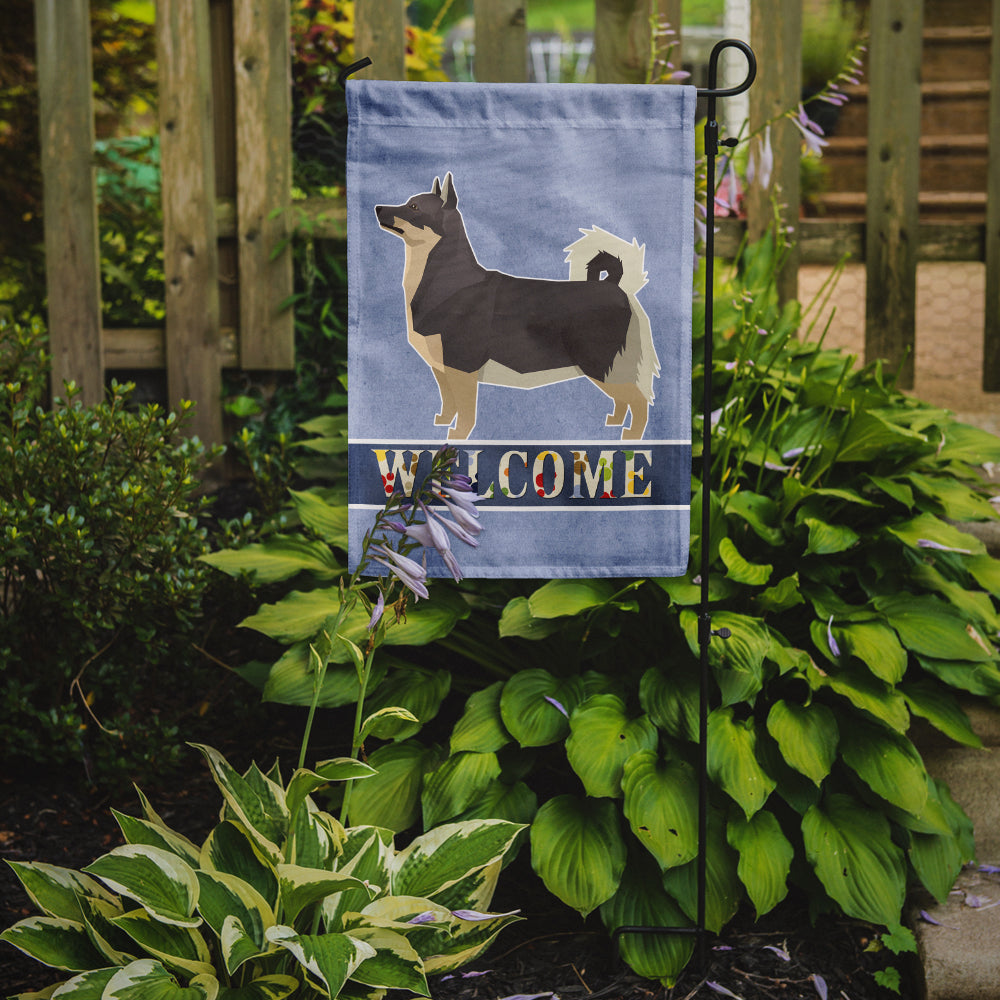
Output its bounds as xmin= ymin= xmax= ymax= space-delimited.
xmin=33 ymin=0 xmax=1000 ymax=445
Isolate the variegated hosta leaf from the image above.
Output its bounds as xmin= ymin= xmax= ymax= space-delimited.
xmin=285 ymin=760 xmax=376 ymax=824
xmin=727 ymin=810 xmax=793 ymax=918
xmin=529 ymin=795 xmax=626 ymax=917
xmin=661 ymin=810 xmax=742 ymax=934
xmin=265 ymin=926 xmax=375 ymax=998
xmin=0 ymin=916 xmax=107 ymax=971
xmin=83 ymin=845 xmax=200 ymax=928
xmin=323 ymin=829 xmax=393 ymax=931
xmin=45 ymin=966 xmax=118 ymax=997
xmin=450 ymin=681 xmax=511 ymax=754
xmin=110 ymin=908 xmax=214 ymax=979
xmin=565 ymin=695 xmax=658 ymax=799
xmin=344 ymin=926 xmax=429 ymax=995
xmin=391 ymin=820 xmax=524 ymax=901
xmin=599 ymin=853 xmax=694 ymax=987
xmin=765 ymin=700 xmax=838 ymax=786
xmin=802 ymin=793 xmax=906 ymax=926
xmin=347 ymin=740 xmax=442 ymax=832
xmin=78 ymin=894 xmax=136 ymax=966
xmin=499 ymin=669 xmax=585 ymax=747
xmin=200 ymin=822 xmax=278 ymax=910
xmin=621 ymin=751 xmax=699 ymax=871
xmin=4 ymin=861 xmax=118 ymax=922
xmin=112 ymin=811 xmax=202 ymax=868
xmin=190 ymin=745 xmax=287 ymax=863
xmin=424 ymin=859 xmax=501 ymax=915
xmin=421 ymin=906 xmax=523 ymax=975
xmin=288 ymin=802 xmax=343 ymax=870
xmin=195 ymin=871 xmax=274 ymax=974
xmin=707 ymin=707 xmax=776 ymax=819
xmin=838 ymin=718 xmax=929 ymax=817
xmin=276 ymin=864 xmax=375 ymax=925
xmin=102 ymin=958 xmax=218 ymax=999
xmin=421 ymin=751 xmax=502 ymax=829
xmin=214 ymin=974 xmax=299 ymax=1000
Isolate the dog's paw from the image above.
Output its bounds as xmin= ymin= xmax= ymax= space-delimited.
xmin=434 ymin=413 xmax=456 ymax=426
xmin=605 ymin=412 xmax=626 ymax=427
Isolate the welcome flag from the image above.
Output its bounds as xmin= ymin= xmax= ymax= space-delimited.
xmin=346 ymin=80 xmax=696 ymax=578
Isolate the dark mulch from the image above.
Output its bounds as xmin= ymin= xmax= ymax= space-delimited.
xmin=1 ymin=746 xmax=914 ymax=1000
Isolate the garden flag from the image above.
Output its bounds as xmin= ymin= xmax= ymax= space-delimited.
xmin=346 ymin=80 xmax=696 ymax=577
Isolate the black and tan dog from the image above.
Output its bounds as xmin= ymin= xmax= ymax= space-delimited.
xmin=375 ymin=173 xmax=659 ymax=441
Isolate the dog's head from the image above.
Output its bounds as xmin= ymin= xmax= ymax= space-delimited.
xmin=375 ymin=172 xmax=459 ymax=244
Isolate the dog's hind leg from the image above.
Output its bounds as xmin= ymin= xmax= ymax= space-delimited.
xmin=592 ymin=380 xmax=649 ymax=440
xmin=431 ymin=368 xmax=458 ymax=428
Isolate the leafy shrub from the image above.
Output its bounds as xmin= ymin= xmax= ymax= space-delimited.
xmin=0 ymin=317 xmax=220 ymax=783
xmin=1 ymin=743 xmax=524 ymax=997
xmin=211 ymin=233 xmax=1000 ymax=984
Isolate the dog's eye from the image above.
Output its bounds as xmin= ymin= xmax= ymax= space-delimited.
xmin=409 ymin=203 xmax=419 ymax=211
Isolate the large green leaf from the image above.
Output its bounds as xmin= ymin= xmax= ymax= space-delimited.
xmin=803 ymin=517 xmax=859 ymax=556
xmin=621 ymin=751 xmax=699 ymax=871
xmin=660 ymin=810 xmax=741 ymax=934
xmin=835 ymin=410 xmax=927 ymax=463
xmin=421 ymin=751 xmax=502 ymax=828
xmin=288 ymin=488 xmax=349 ymax=547
xmin=497 ymin=597 xmax=564 ymax=639
xmin=718 ymin=537 xmax=772 ymax=586
xmin=599 ymin=853 xmax=694 ymax=987
xmin=260 ymin=643 xmax=387 ymax=709
xmin=362 ymin=666 xmax=451 ymax=741
xmin=886 ymin=512 xmax=985 ymax=556
xmin=906 ymin=472 xmax=998 ymax=522
xmin=808 ymin=660 xmax=910 ymax=732
xmin=833 ymin=621 xmax=907 ymax=684
xmin=639 ymin=664 xmax=699 ymax=742
xmin=265 ymin=926 xmax=374 ymax=998
xmin=707 ymin=708 xmax=776 ymax=818
xmin=565 ymin=695 xmax=658 ymax=798
xmin=916 ymin=655 xmax=1000 ymax=697
xmin=285 ymin=759 xmax=376 ymax=823
xmin=900 ymin=680 xmax=982 ymax=748
xmin=527 ymin=579 xmax=616 ymax=618
xmin=103 ymin=959 xmax=218 ymax=1000
xmin=838 ymin=718 xmax=929 ymax=816
xmin=450 ymin=682 xmax=511 ymax=754
xmin=802 ymin=794 xmax=906 ymax=926
xmin=0 ymin=916 xmax=107 ymax=972
xmin=499 ymin=670 xmax=584 ymax=747
xmin=727 ymin=811 xmax=793 ymax=917
xmin=680 ymin=610 xmax=771 ymax=706
xmin=200 ymin=535 xmax=341 ymax=584
xmin=724 ymin=490 xmax=784 ymax=545
xmin=530 ymin=795 xmax=626 ymax=917
xmin=346 ymin=740 xmax=441 ymax=832
xmin=83 ymin=846 xmax=200 ymax=928
xmin=392 ymin=820 xmax=524 ymax=901
xmin=875 ymin=593 xmax=995 ymax=662
xmin=765 ymin=700 xmax=838 ymax=786
xmin=452 ymin=779 xmax=538 ymax=827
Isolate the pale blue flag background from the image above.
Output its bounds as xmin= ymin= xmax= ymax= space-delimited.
xmin=347 ymin=80 xmax=696 ymax=578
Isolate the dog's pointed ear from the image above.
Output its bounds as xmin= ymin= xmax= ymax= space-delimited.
xmin=432 ymin=176 xmax=441 ymax=196
xmin=441 ymin=171 xmax=458 ymax=208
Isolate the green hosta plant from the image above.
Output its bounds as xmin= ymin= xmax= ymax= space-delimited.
xmin=340 ymin=234 xmax=998 ymax=985
xmin=1 ymin=743 xmax=523 ymax=999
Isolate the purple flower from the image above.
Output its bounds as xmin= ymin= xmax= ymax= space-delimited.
xmin=544 ymin=695 xmax=569 ymax=718
xmin=747 ymin=125 xmax=774 ymax=190
xmin=451 ymin=908 xmax=520 ymax=921
xmin=407 ymin=911 xmax=438 ymax=925
xmin=812 ymin=974 xmax=828 ymax=1000
xmin=763 ymin=944 xmax=790 ymax=961
xmin=791 ymin=104 xmax=829 ymax=156
xmin=371 ymin=544 xmax=429 ymax=600
xmin=706 ymin=983 xmax=742 ymax=999
xmin=917 ymin=538 xmax=973 ymax=554
xmin=367 ymin=591 xmax=385 ymax=631
xmin=827 ymin=615 xmax=841 ymax=658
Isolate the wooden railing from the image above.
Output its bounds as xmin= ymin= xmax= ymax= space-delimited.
xmin=32 ymin=0 xmax=1000 ymax=445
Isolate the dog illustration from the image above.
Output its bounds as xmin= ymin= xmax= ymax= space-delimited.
xmin=375 ymin=173 xmax=659 ymax=441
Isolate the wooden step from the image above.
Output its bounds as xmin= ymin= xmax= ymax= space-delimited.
xmin=813 ymin=190 xmax=987 ymax=222
xmin=831 ymin=80 xmax=991 ymax=138
xmin=822 ymin=134 xmax=989 ymax=193
xmin=922 ymin=25 xmax=992 ymax=82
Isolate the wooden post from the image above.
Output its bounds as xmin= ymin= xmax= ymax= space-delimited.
xmin=594 ymin=0 xmax=651 ymax=84
xmin=474 ymin=0 xmax=526 ymax=83
xmin=157 ymin=0 xmax=223 ymax=445
xmin=354 ymin=0 xmax=406 ymax=81
xmin=983 ymin=0 xmax=1000 ymax=390
xmin=233 ymin=0 xmax=294 ymax=369
xmin=34 ymin=0 xmax=104 ymax=405
xmin=746 ymin=0 xmax=801 ymax=305
xmin=865 ymin=0 xmax=923 ymax=389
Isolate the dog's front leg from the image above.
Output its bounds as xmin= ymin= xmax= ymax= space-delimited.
xmin=439 ymin=367 xmax=480 ymax=441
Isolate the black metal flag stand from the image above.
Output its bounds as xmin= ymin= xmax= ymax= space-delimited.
xmin=340 ymin=37 xmax=758 ymax=974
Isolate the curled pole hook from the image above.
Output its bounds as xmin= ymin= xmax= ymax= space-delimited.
xmin=697 ymin=38 xmax=756 ymax=99
xmin=338 ymin=56 xmax=373 ymax=90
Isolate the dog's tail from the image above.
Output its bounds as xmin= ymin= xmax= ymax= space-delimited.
xmin=585 ymin=250 xmax=624 ymax=285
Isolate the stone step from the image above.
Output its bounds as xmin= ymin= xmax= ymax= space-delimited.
xmin=821 ymin=134 xmax=988 ymax=193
